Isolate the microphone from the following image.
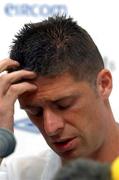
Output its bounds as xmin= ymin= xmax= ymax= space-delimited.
xmin=54 ymin=157 xmax=119 ymax=180
xmin=0 ymin=128 xmax=16 ymax=160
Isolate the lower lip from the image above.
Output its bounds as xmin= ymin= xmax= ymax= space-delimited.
xmin=54 ymin=137 xmax=77 ymax=153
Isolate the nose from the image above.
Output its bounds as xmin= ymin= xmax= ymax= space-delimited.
xmin=43 ymin=108 xmax=64 ymax=136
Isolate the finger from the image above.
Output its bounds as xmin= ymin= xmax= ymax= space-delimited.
xmin=6 ymin=82 xmax=37 ymax=102
xmin=0 ymin=70 xmax=37 ymax=94
xmin=0 ymin=59 xmax=19 ymax=72
xmin=2 ymin=69 xmax=36 ymax=84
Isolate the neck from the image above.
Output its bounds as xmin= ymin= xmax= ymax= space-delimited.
xmin=89 ymin=121 xmax=119 ymax=163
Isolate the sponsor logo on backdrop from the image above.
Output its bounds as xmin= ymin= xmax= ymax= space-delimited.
xmin=4 ymin=3 xmax=68 ymax=17
xmin=14 ymin=118 xmax=39 ymax=134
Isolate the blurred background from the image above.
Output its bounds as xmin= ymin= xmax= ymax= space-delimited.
xmin=0 ymin=0 xmax=119 ymax=159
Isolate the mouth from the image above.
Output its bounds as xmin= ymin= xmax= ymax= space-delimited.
xmin=53 ymin=137 xmax=77 ymax=153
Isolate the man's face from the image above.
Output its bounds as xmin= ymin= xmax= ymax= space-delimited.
xmin=19 ymin=72 xmax=108 ymax=162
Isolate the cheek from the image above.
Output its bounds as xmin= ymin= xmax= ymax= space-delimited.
xmin=63 ymin=103 xmax=101 ymax=135
xmin=67 ymin=108 xmax=105 ymax=148
xmin=63 ymin=106 xmax=87 ymax=127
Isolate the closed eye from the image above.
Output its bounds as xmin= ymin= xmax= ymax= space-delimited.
xmin=56 ymin=103 xmax=71 ymax=110
xmin=55 ymin=97 xmax=77 ymax=110
xmin=26 ymin=107 xmax=43 ymax=117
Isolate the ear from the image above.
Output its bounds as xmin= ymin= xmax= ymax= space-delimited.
xmin=96 ymin=69 xmax=112 ymax=99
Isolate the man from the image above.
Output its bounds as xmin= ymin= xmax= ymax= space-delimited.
xmin=0 ymin=15 xmax=119 ymax=179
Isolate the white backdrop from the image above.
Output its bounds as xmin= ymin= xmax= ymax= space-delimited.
xmin=0 ymin=0 xmax=119 ymax=157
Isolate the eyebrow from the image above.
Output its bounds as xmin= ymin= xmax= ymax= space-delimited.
xmin=20 ymin=94 xmax=79 ymax=109
xmin=53 ymin=94 xmax=78 ymax=103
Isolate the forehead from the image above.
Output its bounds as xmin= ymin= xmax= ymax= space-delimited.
xmin=19 ymin=72 xmax=92 ymax=105
xmin=28 ymin=73 xmax=79 ymax=99
xmin=35 ymin=73 xmax=76 ymax=89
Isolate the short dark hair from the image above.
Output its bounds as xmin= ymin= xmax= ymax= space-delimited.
xmin=54 ymin=158 xmax=110 ymax=180
xmin=10 ymin=15 xmax=104 ymax=84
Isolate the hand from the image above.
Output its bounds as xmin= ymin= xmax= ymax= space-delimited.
xmin=0 ymin=58 xmax=37 ymax=131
